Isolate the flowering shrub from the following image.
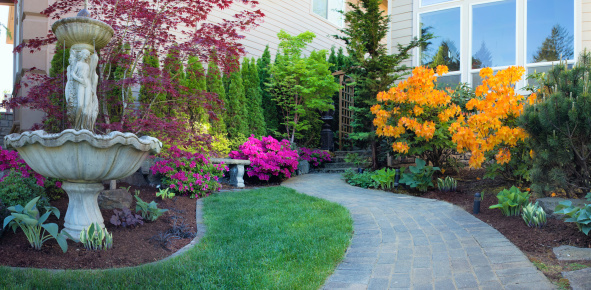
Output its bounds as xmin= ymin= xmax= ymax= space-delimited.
xmin=371 ymin=66 xmax=460 ymax=167
xmin=299 ymin=147 xmax=331 ymax=167
xmin=450 ymin=66 xmax=534 ymax=169
xmin=151 ymin=146 xmax=227 ymax=198
xmin=0 ymin=147 xmax=45 ymax=186
xmin=229 ymin=135 xmax=299 ymax=181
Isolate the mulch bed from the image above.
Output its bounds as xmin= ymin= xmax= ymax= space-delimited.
xmin=0 ymin=182 xmax=196 ymax=270
xmin=417 ymin=168 xmax=591 ymax=282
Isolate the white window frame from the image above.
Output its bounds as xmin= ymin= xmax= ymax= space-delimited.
xmin=310 ymin=0 xmax=346 ymax=28
xmin=413 ymin=0 xmax=580 ymax=92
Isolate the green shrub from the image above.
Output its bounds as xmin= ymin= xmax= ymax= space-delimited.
xmin=522 ymin=202 xmax=547 ymax=228
xmin=489 ymin=186 xmax=531 ymax=216
xmin=0 ymin=169 xmax=49 ymax=209
xmin=134 ymin=193 xmax=168 ymax=222
xmin=437 ymin=176 xmax=457 ymax=192
xmin=344 ymin=153 xmax=368 ymax=168
xmin=399 ymin=158 xmax=440 ymax=192
xmin=554 ymin=201 xmax=591 ymax=235
xmin=520 ymin=51 xmax=591 ymax=195
xmin=2 ymin=196 xmax=69 ymax=252
xmin=0 ymin=199 xmax=8 ymax=237
xmin=79 ymin=222 xmax=113 ymax=251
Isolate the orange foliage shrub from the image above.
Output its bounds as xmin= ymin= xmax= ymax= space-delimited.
xmin=449 ymin=66 xmax=536 ymax=168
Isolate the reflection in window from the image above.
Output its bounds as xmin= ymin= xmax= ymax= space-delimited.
xmin=472 ymin=0 xmax=516 ymax=68
xmin=312 ymin=0 xmax=344 ymax=26
xmin=422 ymin=0 xmax=454 ymax=7
xmin=420 ymin=8 xmax=461 ymax=72
xmin=527 ymin=0 xmax=574 ymax=63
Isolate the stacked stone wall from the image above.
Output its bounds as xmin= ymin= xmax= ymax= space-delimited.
xmin=0 ymin=112 xmax=13 ymax=148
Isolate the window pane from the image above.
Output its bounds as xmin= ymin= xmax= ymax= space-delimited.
xmin=472 ymin=0 xmax=516 ymax=68
xmin=527 ymin=63 xmax=573 ymax=86
xmin=313 ymin=0 xmax=328 ymax=19
xmin=420 ymin=8 xmax=461 ymax=72
xmin=327 ymin=0 xmax=343 ymax=26
xmin=437 ymin=74 xmax=461 ymax=88
xmin=422 ymin=0 xmax=454 ymax=6
xmin=527 ymin=0 xmax=574 ymax=63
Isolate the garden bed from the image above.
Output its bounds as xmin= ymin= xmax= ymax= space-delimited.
xmin=0 ymin=182 xmax=196 ymax=270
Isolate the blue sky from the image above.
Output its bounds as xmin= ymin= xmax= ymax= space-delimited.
xmin=0 ymin=6 xmax=13 ymax=94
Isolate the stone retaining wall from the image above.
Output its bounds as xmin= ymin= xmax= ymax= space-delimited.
xmin=0 ymin=113 xmax=13 ymax=148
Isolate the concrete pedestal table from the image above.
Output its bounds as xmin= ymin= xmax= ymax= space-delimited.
xmin=210 ymin=158 xmax=251 ymax=188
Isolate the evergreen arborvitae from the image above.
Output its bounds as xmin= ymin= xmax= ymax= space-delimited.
xmin=162 ymin=45 xmax=185 ymax=116
xmin=328 ymin=46 xmax=338 ymax=72
xmin=46 ymin=46 xmax=71 ymax=132
xmin=225 ymin=67 xmax=248 ymax=138
xmin=520 ymin=51 xmax=591 ymax=196
xmin=49 ymin=46 xmax=70 ymax=77
xmin=336 ymin=47 xmax=350 ymax=71
xmin=243 ymin=58 xmax=266 ymax=136
xmin=206 ymin=59 xmax=227 ymax=135
xmin=107 ymin=43 xmax=133 ymax=123
xmin=257 ymin=45 xmax=281 ymax=136
xmin=185 ymin=56 xmax=208 ymax=124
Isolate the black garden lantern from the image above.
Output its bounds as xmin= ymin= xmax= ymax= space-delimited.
xmin=320 ymin=103 xmax=335 ymax=151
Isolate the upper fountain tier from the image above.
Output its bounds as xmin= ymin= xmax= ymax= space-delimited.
xmin=51 ymin=10 xmax=114 ymax=53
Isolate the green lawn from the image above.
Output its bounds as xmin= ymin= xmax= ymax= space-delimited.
xmin=0 ymin=187 xmax=353 ymax=289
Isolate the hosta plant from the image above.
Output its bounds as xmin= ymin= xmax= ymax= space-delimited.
xmin=437 ymin=176 xmax=457 ymax=192
xmin=522 ymin=202 xmax=547 ymax=228
xmin=554 ymin=201 xmax=591 ymax=236
xmin=2 ymin=196 xmax=69 ymax=252
xmin=156 ymin=187 xmax=175 ymax=199
xmin=399 ymin=158 xmax=440 ymax=192
xmin=371 ymin=168 xmax=398 ymax=189
xmin=135 ymin=194 xmax=168 ymax=222
xmin=489 ymin=186 xmax=531 ymax=216
xmin=79 ymin=222 xmax=113 ymax=251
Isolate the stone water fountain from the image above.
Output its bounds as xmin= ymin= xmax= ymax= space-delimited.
xmin=4 ymin=2 xmax=162 ymax=240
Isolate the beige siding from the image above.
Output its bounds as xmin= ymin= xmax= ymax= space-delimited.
xmin=209 ymin=0 xmax=350 ymax=59
xmin=583 ymin=0 xmax=591 ymax=51
xmin=390 ymin=0 xmax=414 ymax=68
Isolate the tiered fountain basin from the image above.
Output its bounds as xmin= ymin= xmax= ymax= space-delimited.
xmin=4 ymin=130 xmax=162 ymax=239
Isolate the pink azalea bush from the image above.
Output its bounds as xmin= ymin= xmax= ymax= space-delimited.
xmin=229 ymin=135 xmax=299 ymax=181
xmin=0 ymin=147 xmax=45 ymax=186
xmin=299 ymin=147 xmax=331 ymax=167
xmin=151 ymin=146 xmax=227 ymax=198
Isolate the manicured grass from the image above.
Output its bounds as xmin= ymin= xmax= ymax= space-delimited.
xmin=0 ymin=187 xmax=353 ymax=289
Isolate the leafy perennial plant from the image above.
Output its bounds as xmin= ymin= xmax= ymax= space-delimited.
xmin=229 ymin=135 xmax=299 ymax=181
xmin=151 ymin=146 xmax=227 ymax=198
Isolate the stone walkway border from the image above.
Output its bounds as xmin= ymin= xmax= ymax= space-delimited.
xmin=283 ymin=174 xmax=555 ymax=290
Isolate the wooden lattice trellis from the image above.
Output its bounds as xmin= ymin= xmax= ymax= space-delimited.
xmin=333 ymin=71 xmax=354 ymax=150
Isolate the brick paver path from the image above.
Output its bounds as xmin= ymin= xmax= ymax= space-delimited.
xmin=282 ymin=174 xmax=554 ymax=290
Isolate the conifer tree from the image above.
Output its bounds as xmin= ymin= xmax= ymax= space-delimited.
xmin=328 ymin=46 xmax=338 ymax=72
xmin=139 ymin=48 xmax=161 ymax=106
xmin=162 ymin=45 xmax=185 ymax=116
xmin=185 ymin=56 xmax=208 ymax=124
xmin=107 ymin=43 xmax=132 ymax=123
xmin=257 ymin=45 xmax=281 ymax=136
xmin=206 ymin=59 xmax=227 ymax=135
xmin=243 ymin=58 xmax=266 ymax=136
xmin=225 ymin=67 xmax=248 ymax=138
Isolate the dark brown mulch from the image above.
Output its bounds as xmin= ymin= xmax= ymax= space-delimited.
xmin=0 ymin=182 xmax=196 ymax=270
xmin=417 ymin=168 xmax=591 ymax=282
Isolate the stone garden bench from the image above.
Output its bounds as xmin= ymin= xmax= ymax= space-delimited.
xmin=210 ymin=158 xmax=251 ymax=188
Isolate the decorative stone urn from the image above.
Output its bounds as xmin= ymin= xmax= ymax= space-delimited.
xmin=4 ymin=3 xmax=162 ymax=240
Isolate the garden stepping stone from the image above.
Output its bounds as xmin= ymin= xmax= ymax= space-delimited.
xmin=553 ymin=245 xmax=591 ymax=261
xmin=562 ymin=267 xmax=591 ymax=290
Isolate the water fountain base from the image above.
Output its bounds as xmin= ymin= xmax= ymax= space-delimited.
xmin=62 ymin=182 xmax=105 ymax=241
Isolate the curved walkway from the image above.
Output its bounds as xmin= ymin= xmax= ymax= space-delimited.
xmin=282 ymin=174 xmax=554 ymax=290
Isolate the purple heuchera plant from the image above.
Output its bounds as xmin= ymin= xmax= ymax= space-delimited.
xmin=298 ymin=147 xmax=331 ymax=167
xmin=229 ymin=135 xmax=299 ymax=181
xmin=151 ymin=146 xmax=227 ymax=198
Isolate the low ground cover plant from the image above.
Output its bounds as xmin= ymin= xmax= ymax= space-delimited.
xmin=489 ymin=186 xmax=531 ymax=216
xmin=0 ymin=169 xmax=49 ymax=209
xmin=298 ymin=147 xmax=331 ymax=167
xmin=342 ymin=169 xmax=375 ymax=189
xmin=110 ymin=207 xmax=144 ymax=228
xmin=229 ymin=135 xmax=299 ymax=181
xmin=151 ymin=146 xmax=226 ymax=198
xmin=554 ymin=196 xmax=591 ymax=236
xmin=2 ymin=196 xmax=69 ymax=253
